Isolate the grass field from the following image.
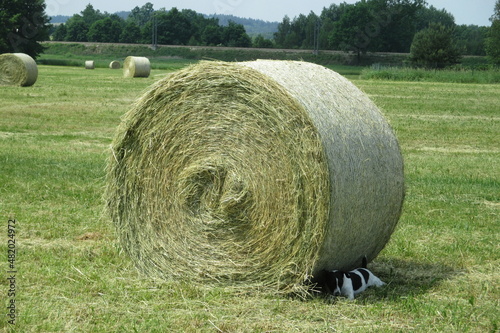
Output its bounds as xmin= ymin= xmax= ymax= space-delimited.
xmin=360 ymin=66 xmax=500 ymax=84
xmin=1 ymin=63 xmax=498 ymax=332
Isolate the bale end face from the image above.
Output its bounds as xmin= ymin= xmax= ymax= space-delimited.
xmin=0 ymin=53 xmax=38 ymax=87
xmin=123 ymin=56 xmax=150 ymax=78
xmin=106 ymin=60 xmax=404 ymax=295
xmin=109 ymin=61 xmax=121 ymax=69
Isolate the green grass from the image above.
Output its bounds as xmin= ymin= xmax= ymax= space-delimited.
xmin=1 ymin=65 xmax=499 ymax=332
xmin=39 ymin=42 xmax=412 ymax=68
xmin=361 ymin=66 xmax=500 ymax=84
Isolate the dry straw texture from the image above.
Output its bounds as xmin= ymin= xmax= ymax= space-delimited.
xmin=85 ymin=60 xmax=95 ymax=69
xmin=109 ymin=61 xmax=121 ymax=69
xmin=106 ymin=60 xmax=404 ymax=294
xmin=0 ymin=53 xmax=38 ymax=86
xmin=123 ymin=56 xmax=150 ymax=78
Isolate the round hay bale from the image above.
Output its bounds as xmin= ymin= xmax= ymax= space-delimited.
xmin=106 ymin=60 xmax=404 ymax=294
xmin=123 ymin=56 xmax=150 ymax=78
xmin=85 ymin=60 xmax=95 ymax=69
xmin=109 ymin=60 xmax=121 ymax=69
xmin=0 ymin=53 xmax=38 ymax=87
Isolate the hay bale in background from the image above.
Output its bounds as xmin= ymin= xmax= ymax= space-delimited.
xmin=123 ymin=56 xmax=150 ymax=78
xmin=85 ymin=60 xmax=95 ymax=69
xmin=109 ymin=61 xmax=121 ymax=69
xmin=106 ymin=60 xmax=404 ymax=294
xmin=0 ymin=53 xmax=38 ymax=87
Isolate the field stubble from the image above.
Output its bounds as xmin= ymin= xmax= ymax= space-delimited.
xmin=0 ymin=64 xmax=498 ymax=332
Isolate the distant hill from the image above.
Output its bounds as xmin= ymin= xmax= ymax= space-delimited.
xmin=49 ymin=11 xmax=278 ymax=39
xmin=114 ymin=11 xmax=130 ymax=20
xmin=49 ymin=15 xmax=70 ymax=23
xmin=208 ymin=14 xmax=278 ymax=39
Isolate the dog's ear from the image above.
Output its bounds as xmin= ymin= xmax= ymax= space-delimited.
xmin=361 ymin=255 xmax=368 ymax=269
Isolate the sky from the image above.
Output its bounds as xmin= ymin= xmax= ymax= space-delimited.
xmin=45 ymin=0 xmax=496 ymax=27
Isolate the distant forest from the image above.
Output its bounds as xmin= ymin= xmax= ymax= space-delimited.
xmin=49 ymin=1 xmax=491 ymax=55
xmin=50 ymin=13 xmax=279 ymax=39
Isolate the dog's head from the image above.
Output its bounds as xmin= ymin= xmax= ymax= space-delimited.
xmin=312 ymin=270 xmax=349 ymax=295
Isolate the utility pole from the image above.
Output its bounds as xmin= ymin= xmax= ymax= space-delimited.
xmin=152 ymin=13 xmax=158 ymax=50
xmin=313 ymin=18 xmax=321 ymax=55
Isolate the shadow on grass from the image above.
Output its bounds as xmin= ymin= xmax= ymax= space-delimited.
xmin=308 ymin=257 xmax=462 ymax=303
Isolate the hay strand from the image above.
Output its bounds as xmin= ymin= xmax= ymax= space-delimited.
xmin=123 ymin=56 xmax=150 ymax=78
xmin=106 ymin=60 xmax=404 ymax=294
xmin=85 ymin=60 xmax=95 ymax=69
xmin=0 ymin=53 xmax=38 ymax=87
xmin=109 ymin=61 xmax=121 ymax=69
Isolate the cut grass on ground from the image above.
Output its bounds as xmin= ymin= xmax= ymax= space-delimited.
xmin=0 ymin=64 xmax=498 ymax=332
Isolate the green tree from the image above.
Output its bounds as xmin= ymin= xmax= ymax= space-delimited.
xmin=222 ymin=21 xmax=251 ymax=47
xmin=52 ymin=23 xmax=67 ymax=41
xmin=319 ymin=3 xmax=349 ymax=50
xmin=64 ymin=15 xmax=89 ymax=42
xmin=302 ymin=12 xmax=320 ymax=49
xmin=372 ymin=0 xmax=427 ymax=53
xmin=253 ymin=34 xmax=274 ymax=48
xmin=273 ymin=13 xmax=314 ymax=49
xmin=182 ymin=9 xmax=219 ymax=45
xmin=415 ymin=5 xmax=456 ymax=31
xmin=409 ymin=23 xmax=461 ymax=68
xmin=153 ymin=8 xmax=193 ymax=45
xmin=87 ymin=17 xmax=122 ymax=43
xmin=491 ymin=0 xmax=500 ymax=21
xmin=329 ymin=1 xmax=372 ymax=62
xmin=80 ymin=4 xmax=104 ymax=25
xmin=0 ymin=0 xmax=50 ymax=58
xmin=128 ymin=2 xmax=155 ymax=27
xmin=273 ymin=15 xmax=292 ymax=48
xmin=201 ymin=25 xmax=223 ymax=45
xmin=120 ymin=21 xmax=142 ymax=43
xmin=486 ymin=0 xmax=500 ymax=64
xmin=455 ymin=25 xmax=489 ymax=56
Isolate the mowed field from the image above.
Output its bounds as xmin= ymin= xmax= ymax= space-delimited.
xmin=0 ymin=64 xmax=498 ymax=332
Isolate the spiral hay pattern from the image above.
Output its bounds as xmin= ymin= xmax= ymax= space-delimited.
xmin=106 ymin=60 xmax=404 ymax=294
xmin=123 ymin=56 xmax=150 ymax=78
xmin=0 ymin=53 xmax=38 ymax=87
xmin=109 ymin=61 xmax=121 ymax=69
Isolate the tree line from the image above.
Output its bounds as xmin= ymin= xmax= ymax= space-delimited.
xmin=51 ymin=3 xmax=252 ymax=47
xmin=273 ymin=1 xmax=489 ymax=56
xmin=49 ymin=0 xmax=497 ymax=62
xmin=2 ymin=0 xmax=499 ymax=66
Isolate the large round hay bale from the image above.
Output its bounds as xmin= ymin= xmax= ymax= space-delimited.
xmin=0 ymin=53 xmax=38 ymax=87
xmin=123 ymin=56 xmax=150 ymax=78
xmin=109 ymin=60 xmax=121 ymax=69
xmin=106 ymin=60 xmax=404 ymax=294
xmin=85 ymin=60 xmax=95 ymax=69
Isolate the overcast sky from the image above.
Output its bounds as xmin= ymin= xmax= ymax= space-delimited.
xmin=45 ymin=0 xmax=496 ymax=27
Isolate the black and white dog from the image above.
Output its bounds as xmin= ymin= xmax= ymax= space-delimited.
xmin=311 ymin=257 xmax=385 ymax=300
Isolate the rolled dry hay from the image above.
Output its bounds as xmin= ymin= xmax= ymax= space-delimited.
xmin=109 ymin=60 xmax=121 ymax=69
xmin=123 ymin=56 xmax=150 ymax=78
xmin=106 ymin=60 xmax=404 ymax=294
xmin=85 ymin=60 xmax=95 ymax=69
xmin=0 ymin=53 xmax=38 ymax=87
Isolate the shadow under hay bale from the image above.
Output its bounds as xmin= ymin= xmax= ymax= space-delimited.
xmin=106 ymin=60 xmax=404 ymax=295
xmin=0 ymin=53 xmax=38 ymax=87
xmin=85 ymin=60 xmax=95 ymax=69
xmin=123 ymin=56 xmax=150 ymax=78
